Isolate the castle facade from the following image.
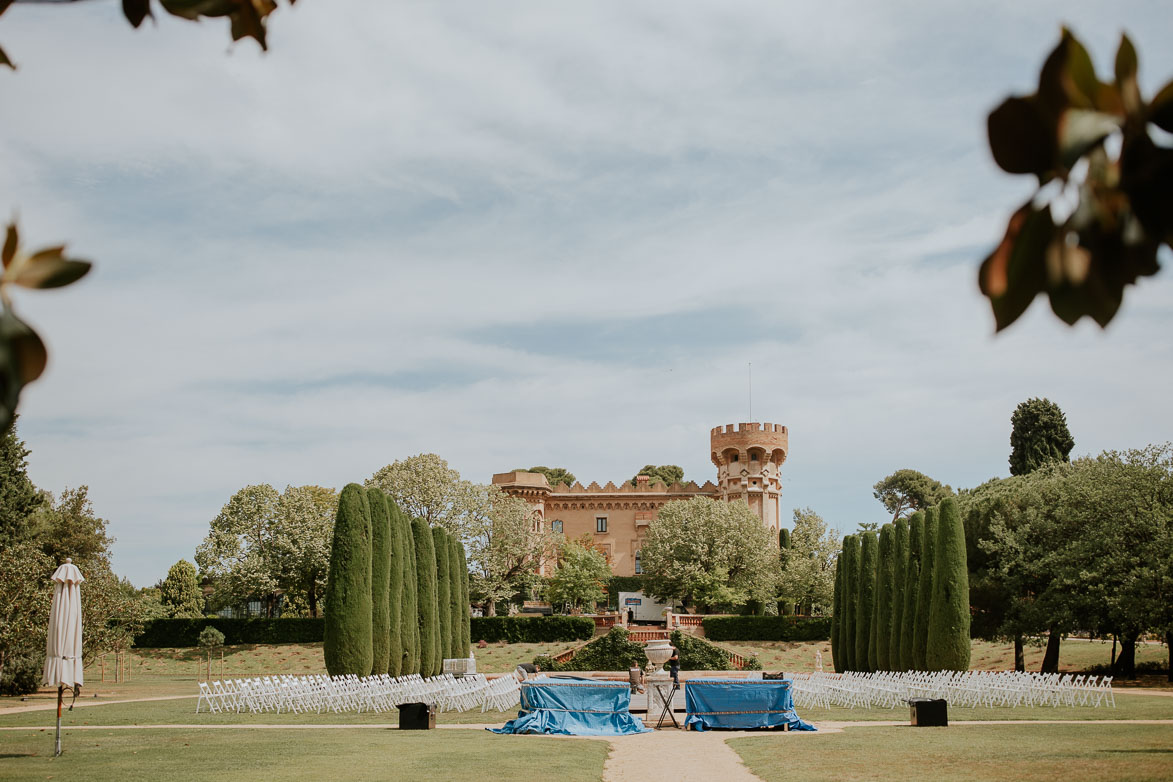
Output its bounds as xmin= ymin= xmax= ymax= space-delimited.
xmin=492 ymin=422 xmax=788 ymax=577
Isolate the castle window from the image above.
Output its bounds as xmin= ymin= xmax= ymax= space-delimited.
xmin=550 ymin=519 xmax=563 ymax=534
xmin=634 ymin=550 xmax=643 ymax=574
xmin=731 ymin=454 xmax=739 ymax=462
xmin=596 ymin=516 xmax=608 ymax=533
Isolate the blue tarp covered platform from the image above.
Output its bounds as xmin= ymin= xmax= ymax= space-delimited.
xmin=684 ymin=679 xmax=817 ymax=732
xmin=490 ymin=676 xmax=653 ymax=736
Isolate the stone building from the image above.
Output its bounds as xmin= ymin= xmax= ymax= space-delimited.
xmin=492 ymin=421 xmax=788 ymax=577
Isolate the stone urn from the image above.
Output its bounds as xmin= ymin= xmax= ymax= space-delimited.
xmin=644 ymin=639 xmax=673 ymax=680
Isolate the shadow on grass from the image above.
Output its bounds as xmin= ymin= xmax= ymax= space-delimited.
xmin=1099 ymin=749 xmax=1173 ymax=754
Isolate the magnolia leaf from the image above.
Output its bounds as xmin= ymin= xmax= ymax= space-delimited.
xmin=159 ymin=0 xmax=237 ymax=21
xmin=1150 ymin=79 xmax=1173 ymax=133
xmin=1115 ymin=34 xmax=1138 ymax=86
xmin=988 ymin=97 xmax=1055 ymax=177
xmin=123 ymin=0 xmax=153 ymax=28
xmin=1058 ymin=109 xmax=1120 ymax=170
xmin=0 ymin=42 xmax=13 ymax=70
xmin=2 ymin=223 xmax=16 ymax=269
xmin=1061 ymin=29 xmax=1099 ymax=110
xmin=0 ymin=308 xmax=47 ymax=385
xmin=4 ymin=245 xmax=92 ymax=290
xmin=1120 ymin=134 xmax=1173 ymax=244
xmin=980 ymin=202 xmax=1054 ymax=331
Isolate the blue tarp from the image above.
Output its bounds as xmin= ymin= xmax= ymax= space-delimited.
xmin=683 ymin=679 xmax=817 ymax=732
xmin=490 ymin=676 xmax=653 ymax=736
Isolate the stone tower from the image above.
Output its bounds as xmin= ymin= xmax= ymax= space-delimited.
xmin=710 ymin=422 xmax=788 ymax=532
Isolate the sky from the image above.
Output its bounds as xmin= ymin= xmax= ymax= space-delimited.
xmin=2 ymin=1 xmax=1171 ymax=587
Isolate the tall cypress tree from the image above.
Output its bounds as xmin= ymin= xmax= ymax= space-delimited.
xmin=888 ymin=517 xmax=909 ymax=671
xmin=398 ymin=507 xmax=420 ymax=674
xmin=447 ymin=535 xmax=464 ymax=659
xmin=432 ymin=526 xmax=453 ymax=661
xmin=841 ymin=534 xmax=859 ymax=671
xmin=385 ymin=497 xmax=406 ymax=676
xmin=412 ymin=517 xmax=440 ymax=677
xmin=874 ymin=524 xmax=895 ymax=671
xmin=368 ymin=488 xmax=393 ymax=676
xmin=900 ymin=511 xmax=924 ymax=671
xmin=926 ymin=497 xmax=971 ymax=671
xmin=912 ymin=506 xmax=939 ymax=670
xmin=855 ymin=531 xmax=877 ymax=673
xmin=457 ymin=540 xmax=471 ymax=656
xmin=830 ymin=552 xmax=843 ymax=673
xmin=323 ymin=484 xmax=373 ymax=676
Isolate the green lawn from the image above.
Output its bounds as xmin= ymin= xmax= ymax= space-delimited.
xmin=718 ymin=637 xmax=1168 ymax=676
xmin=730 ymin=723 xmax=1173 ymax=782
xmin=793 ymin=692 xmax=1173 ymax=723
xmin=0 ymin=728 xmax=608 ymax=782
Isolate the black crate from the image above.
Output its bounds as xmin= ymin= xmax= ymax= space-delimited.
xmin=398 ymin=702 xmax=436 ymax=730
xmin=909 ymin=698 xmax=948 ymax=727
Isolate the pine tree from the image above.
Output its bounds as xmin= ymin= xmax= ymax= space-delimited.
xmin=888 ymin=517 xmax=908 ymax=670
xmin=855 ymin=530 xmax=877 ymax=673
xmin=912 ymin=506 xmax=938 ymax=670
xmin=0 ymin=416 xmax=42 ymax=545
xmin=830 ymin=552 xmax=843 ymax=673
xmin=899 ymin=511 xmax=924 ymax=671
xmin=926 ymin=497 xmax=971 ymax=671
xmin=840 ymin=534 xmax=859 ymax=671
xmin=432 ymin=526 xmax=453 ymax=661
xmin=874 ymin=524 xmax=894 ymax=671
xmin=412 ymin=517 xmax=440 ymax=677
xmin=457 ymin=540 xmax=471 ymax=656
xmin=368 ymin=488 xmax=393 ymax=675
xmin=397 ymin=505 xmax=420 ymax=674
xmin=777 ymin=527 xmax=792 ymax=615
xmin=160 ymin=559 xmax=204 ymax=618
xmin=323 ymin=484 xmax=373 ymax=676
xmin=386 ymin=497 xmax=406 ymax=676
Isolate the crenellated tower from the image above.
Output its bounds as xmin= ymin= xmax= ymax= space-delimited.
xmin=710 ymin=422 xmax=788 ymax=532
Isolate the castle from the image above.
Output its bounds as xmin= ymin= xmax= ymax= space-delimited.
xmin=493 ymin=422 xmax=788 ymax=577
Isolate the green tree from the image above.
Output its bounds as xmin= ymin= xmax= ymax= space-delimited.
xmin=323 ymin=484 xmax=373 ymax=677
xmin=271 ymin=485 xmax=337 ymax=618
xmin=873 ymin=469 xmax=953 ymax=522
xmin=0 ymin=417 xmax=42 ymax=545
xmin=855 ymin=530 xmax=877 ymax=673
xmin=367 ymin=454 xmax=493 ymax=539
xmin=1009 ymin=398 xmax=1075 ymax=476
xmin=385 ymin=497 xmax=406 ymax=676
xmin=926 ymin=498 xmax=971 ymax=671
xmin=160 ymin=559 xmax=204 ymax=618
xmin=513 ymin=466 xmax=577 ymax=487
xmin=28 ymin=486 xmax=114 ymax=567
xmin=446 ymin=535 xmax=464 ymax=659
xmin=412 ymin=517 xmax=440 ymax=677
xmin=433 ymin=526 xmax=453 ymax=660
xmin=872 ymin=524 xmax=895 ymax=670
xmin=899 ymin=511 xmax=924 ymax=671
xmin=830 ymin=553 xmax=843 ymax=673
xmin=548 ymin=537 xmax=611 ymax=612
xmin=776 ymin=508 xmax=839 ymax=615
xmin=631 ymin=465 xmax=685 ymax=487
xmin=456 ymin=540 xmax=471 ymax=657
xmin=0 ymin=539 xmax=51 ymax=692
xmin=396 ymin=504 xmax=420 ymax=675
xmin=368 ymin=488 xmax=393 ymax=676
xmin=840 ymin=534 xmax=859 ymax=672
xmin=888 ymin=517 xmax=908 ymax=671
xmin=777 ymin=526 xmax=792 ymax=615
xmin=912 ymin=506 xmax=938 ymax=670
xmin=640 ymin=496 xmax=780 ymax=611
xmin=467 ymin=492 xmax=556 ymax=616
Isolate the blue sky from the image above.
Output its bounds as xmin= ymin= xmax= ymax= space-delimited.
xmin=3 ymin=2 xmax=1171 ymax=586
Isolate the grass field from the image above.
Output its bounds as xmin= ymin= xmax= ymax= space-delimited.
xmin=719 ymin=637 xmax=1169 ymax=676
xmin=730 ymin=723 xmax=1173 ymax=782
xmin=0 ymin=728 xmax=609 ymax=782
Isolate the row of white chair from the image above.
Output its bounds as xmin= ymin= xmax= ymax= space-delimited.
xmin=196 ymin=673 xmax=513 ymax=715
xmin=790 ymin=670 xmax=1115 ymax=710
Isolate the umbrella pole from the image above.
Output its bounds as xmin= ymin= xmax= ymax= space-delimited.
xmin=54 ymin=685 xmax=63 ymax=757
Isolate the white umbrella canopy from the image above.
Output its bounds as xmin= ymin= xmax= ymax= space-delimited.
xmin=42 ymin=558 xmax=84 ymax=690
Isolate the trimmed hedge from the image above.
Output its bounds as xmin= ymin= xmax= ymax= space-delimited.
xmin=701 ymin=615 xmax=832 ymax=643
xmin=470 ymin=615 xmax=594 ymax=644
xmin=323 ymin=484 xmax=373 ymax=676
xmin=134 ymin=618 xmax=325 ymax=648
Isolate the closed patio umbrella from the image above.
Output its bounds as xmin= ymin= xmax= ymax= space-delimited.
xmin=42 ymin=558 xmax=84 ymax=757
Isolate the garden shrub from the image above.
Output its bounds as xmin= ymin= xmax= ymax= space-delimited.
xmin=134 ymin=617 xmax=326 ymax=647
xmin=670 ymin=629 xmax=730 ymax=670
xmin=432 ymin=526 xmax=453 ymax=660
xmin=701 ymin=615 xmax=832 ymax=642
xmin=396 ymin=504 xmax=420 ymax=675
xmin=368 ymin=488 xmax=393 ymax=675
xmin=926 ymin=498 xmax=971 ymax=671
xmin=323 ymin=484 xmax=373 ymax=676
xmin=0 ymin=654 xmax=40 ymax=696
xmin=539 ymin=626 xmax=647 ymax=672
xmin=385 ymin=497 xmax=406 ymax=676
xmin=412 ymin=517 xmax=440 ymax=677
xmin=470 ymin=615 xmax=594 ymax=644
